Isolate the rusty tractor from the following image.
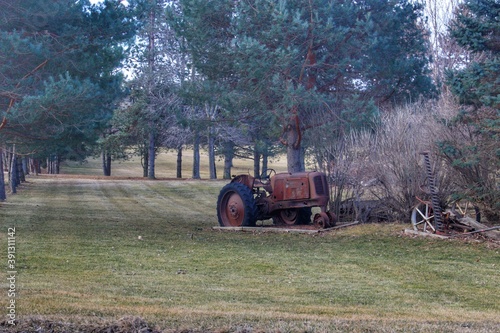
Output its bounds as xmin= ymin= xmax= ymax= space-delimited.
xmin=216 ymin=170 xmax=336 ymax=228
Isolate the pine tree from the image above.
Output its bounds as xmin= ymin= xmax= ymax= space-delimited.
xmin=442 ymin=0 xmax=500 ymax=218
xmin=168 ymin=0 xmax=435 ymax=172
xmin=0 ymin=0 xmax=140 ymax=169
xmin=122 ymin=0 xmax=191 ymax=178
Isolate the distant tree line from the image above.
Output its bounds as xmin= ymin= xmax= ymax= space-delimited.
xmin=107 ymin=0 xmax=436 ymax=181
xmin=1 ymin=0 xmax=498 ymax=219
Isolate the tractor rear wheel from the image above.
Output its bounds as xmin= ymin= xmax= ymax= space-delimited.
xmin=217 ymin=182 xmax=257 ymax=227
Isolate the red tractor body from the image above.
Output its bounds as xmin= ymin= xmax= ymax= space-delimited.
xmin=217 ymin=171 xmax=335 ymax=228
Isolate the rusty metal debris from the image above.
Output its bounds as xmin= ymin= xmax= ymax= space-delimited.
xmin=411 ymin=152 xmax=500 ymax=240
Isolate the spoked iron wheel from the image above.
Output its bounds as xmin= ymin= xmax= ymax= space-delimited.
xmin=217 ymin=182 xmax=257 ymax=227
xmin=411 ymin=201 xmax=436 ymax=233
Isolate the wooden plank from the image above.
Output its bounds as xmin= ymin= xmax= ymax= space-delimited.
xmin=319 ymin=221 xmax=360 ymax=232
xmin=212 ymin=226 xmax=320 ymax=234
xmin=212 ymin=221 xmax=360 ymax=234
xmin=404 ymin=229 xmax=449 ymax=239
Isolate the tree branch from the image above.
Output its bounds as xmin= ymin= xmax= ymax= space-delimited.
xmin=0 ymin=59 xmax=48 ymax=131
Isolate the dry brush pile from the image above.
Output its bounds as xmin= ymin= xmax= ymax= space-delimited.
xmin=309 ymin=94 xmax=498 ymax=224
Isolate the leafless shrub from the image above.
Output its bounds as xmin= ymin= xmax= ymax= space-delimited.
xmin=309 ymin=100 xmax=459 ymax=222
xmin=363 ymin=105 xmax=452 ymax=221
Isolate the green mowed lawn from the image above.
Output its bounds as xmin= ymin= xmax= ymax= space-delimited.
xmin=0 ymin=170 xmax=499 ymax=332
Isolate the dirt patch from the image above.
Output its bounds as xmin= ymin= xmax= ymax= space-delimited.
xmin=3 ymin=317 xmax=500 ymax=333
xmin=1 ymin=316 xmax=162 ymax=333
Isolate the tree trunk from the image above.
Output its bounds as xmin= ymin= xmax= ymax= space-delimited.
xmin=22 ymin=157 xmax=29 ymax=176
xmin=102 ymin=150 xmax=111 ymax=176
xmin=10 ymin=149 xmax=17 ymax=194
xmin=33 ymin=159 xmax=41 ymax=175
xmin=7 ymin=150 xmax=13 ymax=182
xmin=300 ymin=146 xmax=306 ymax=172
xmin=146 ymin=4 xmax=156 ymax=180
xmin=148 ymin=130 xmax=155 ymax=179
xmin=56 ymin=155 xmax=60 ymax=174
xmin=285 ymin=116 xmax=304 ymax=173
xmin=29 ymin=158 xmax=35 ymax=174
xmin=47 ymin=155 xmax=59 ymax=174
xmin=17 ymin=156 xmax=25 ymax=182
xmin=253 ymin=147 xmax=260 ymax=178
xmin=287 ymin=140 xmax=303 ymax=173
xmin=142 ymin=145 xmax=149 ymax=178
xmin=176 ymin=146 xmax=183 ymax=178
xmin=208 ymin=128 xmax=217 ymax=179
xmin=192 ymin=131 xmax=201 ymax=179
xmin=223 ymin=141 xmax=234 ymax=180
xmin=262 ymin=148 xmax=268 ymax=176
xmin=106 ymin=153 xmax=111 ymax=176
xmin=0 ymin=147 xmax=6 ymax=201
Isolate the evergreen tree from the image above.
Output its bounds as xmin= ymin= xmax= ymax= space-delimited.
xmin=168 ymin=0 xmax=435 ymax=172
xmin=124 ymin=0 xmax=189 ymax=178
xmin=0 ymin=0 xmax=140 ymax=169
xmin=166 ymin=0 xmax=237 ymax=179
xmin=442 ymin=0 xmax=500 ymax=218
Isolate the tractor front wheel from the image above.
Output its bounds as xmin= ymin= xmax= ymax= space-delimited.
xmin=217 ymin=182 xmax=257 ymax=227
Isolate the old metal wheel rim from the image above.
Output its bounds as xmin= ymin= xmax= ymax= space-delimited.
xmin=280 ymin=209 xmax=298 ymax=225
xmin=221 ymin=191 xmax=245 ymax=227
xmin=313 ymin=212 xmax=330 ymax=229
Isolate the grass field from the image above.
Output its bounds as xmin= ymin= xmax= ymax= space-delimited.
xmin=0 ymin=153 xmax=499 ymax=332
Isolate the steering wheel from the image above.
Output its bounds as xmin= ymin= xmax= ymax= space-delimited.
xmin=260 ymin=169 xmax=276 ymax=184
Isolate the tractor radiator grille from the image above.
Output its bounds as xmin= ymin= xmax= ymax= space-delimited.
xmin=313 ymin=175 xmax=326 ymax=195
